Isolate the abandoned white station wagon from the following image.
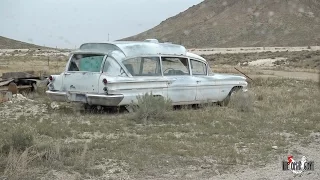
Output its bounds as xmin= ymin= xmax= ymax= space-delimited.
xmin=46 ymin=40 xmax=248 ymax=109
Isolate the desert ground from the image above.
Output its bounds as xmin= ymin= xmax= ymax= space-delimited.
xmin=190 ymin=46 xmax=320 ymax=55
xmin=0 ymin=47 xmax=319 ymax=180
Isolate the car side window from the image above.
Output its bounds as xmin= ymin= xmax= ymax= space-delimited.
xmin=162 ymin=57 xmax=190 ymax=76
xmin=122 ymin=57 xmax=161 ymax=76
xmin=68 ymin=54 xmax=104 ymax=72
xmin=190 ymin=59 xmax=207 ymax=75
xmin=102 ymin=56 xmax=127 ymax=76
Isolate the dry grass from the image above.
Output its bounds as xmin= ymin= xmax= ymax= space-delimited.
xmin=229 ymin=90 xmax=254 ymax=112
xmin=0 ymin=76 xmax=319 ymax=179
xmin=0 ymin=55 xmax=67 ymax=76
xmin=1 ymin=50 xmax=318 ymax=81
xmin=204 ymin=50 xmax=320 ymax=69
xmin=3 ymin=148 xmax=40 ymax=180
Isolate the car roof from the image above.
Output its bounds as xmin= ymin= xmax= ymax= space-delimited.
xmin=75 ymin=41 xmax=187 ymax=57
xmin=71 ymin=40 xmax=208 ymax=63
xmin=186 ymin=52 xmax=207 ymax=62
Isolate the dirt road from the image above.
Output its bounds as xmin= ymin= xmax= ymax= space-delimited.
xmin=189 ymin=46 xmax=320 ymax=55
xmin=249 ymin=70 xmax=319 ymax=82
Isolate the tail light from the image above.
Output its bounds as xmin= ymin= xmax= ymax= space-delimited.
xmin=49 ymin=75 xmax=54 ymax=81
xmin=102 ymin=78 xmax=108 ymax=85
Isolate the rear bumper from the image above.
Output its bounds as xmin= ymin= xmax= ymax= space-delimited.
xmin=46 ymin=91 xmax=124 ymax=106
xmin=46 ymin=91 xmax=67 ymax=102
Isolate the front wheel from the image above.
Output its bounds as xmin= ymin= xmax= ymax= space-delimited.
xmin=218 ymin=87 xmax=241 ymax=106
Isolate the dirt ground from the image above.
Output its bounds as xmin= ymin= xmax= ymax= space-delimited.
xmin=1 ymin=78 xmax=319 ymax=180
xmin=0 ymin=48 xmax=319 ymax=180
xmin=250 ymin=70 xmax=319 ymax=82
xmin=190 ymin=46 xmax=320 ymax=55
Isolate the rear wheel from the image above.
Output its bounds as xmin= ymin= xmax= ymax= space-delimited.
xmin=31 ymin=82 xmax=37 ymax=92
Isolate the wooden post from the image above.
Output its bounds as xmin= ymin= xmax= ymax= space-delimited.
xmin=234 ymin=67 xmax=254 ymax=82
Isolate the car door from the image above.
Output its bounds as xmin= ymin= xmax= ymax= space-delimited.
xmin=120 ymin=56 xmax=168 ymax=100
xmin=62 ymin=53 xmax=105 ymax=93
xmin=161 ymin=56 xmax=197 ymax=104
xmin=190 ymin=59 xmax=220 ymax=102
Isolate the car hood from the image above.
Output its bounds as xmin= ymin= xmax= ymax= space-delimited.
xmin=211 ymin=73 xmax=247 ymax=81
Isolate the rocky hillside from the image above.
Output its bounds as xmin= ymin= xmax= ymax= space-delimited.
xmin=0 ymin=36 xmax=43 ymax=49
xmin=122 ymin=0 xmax=320 ymax=48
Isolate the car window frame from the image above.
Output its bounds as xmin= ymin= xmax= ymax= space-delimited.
xmin=160 ymin=56 xmax=191 ymax=76
xmin=120 ymin=55 xmax=209 ymax=77
xmin=121 ymin=55 xmax=162 ymax=77
xmin=101 ymin=55 xmax=129 ymax=77
xmin=190 ymin=59 xmax=208 ymax=76
xmin=65 ymin=53 xmax=107 ymax=73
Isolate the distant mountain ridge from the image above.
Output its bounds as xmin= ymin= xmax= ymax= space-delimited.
xmin=0 ymin=36 xmax=44 ymax=49
xmin=122 ymin=0 xmax=320 ymax=48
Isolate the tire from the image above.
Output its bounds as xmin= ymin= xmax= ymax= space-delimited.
xmin=218 ymin=87 xmax=241 ymax=106
xmin=219 ymin=94 xmax=231 ymax=106
xmin=31 ymin=82 xmax=37 ymax=92
xmin=83 ymin=103 xmax=95 ymax=112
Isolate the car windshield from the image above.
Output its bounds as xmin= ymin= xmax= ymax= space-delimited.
xmin=68 ymin=54 xmax=104 ymax=72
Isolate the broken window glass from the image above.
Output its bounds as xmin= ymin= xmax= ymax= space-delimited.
xmin=68 ymin=54 xmax=104 ymax=72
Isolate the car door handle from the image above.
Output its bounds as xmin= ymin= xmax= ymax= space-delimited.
xmin=64 ymin=72 xmax=71 ymax=76
xmin=196 ymin=80 xmax=201 ymax=83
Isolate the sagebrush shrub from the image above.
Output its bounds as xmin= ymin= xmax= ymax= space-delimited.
xmin=130 ymin=92 xmax=172 ymax=123
xmin=229 ymin=90 xmax=254 ymax=112
xmin=1 ymin=129 xmax=34 ymax=154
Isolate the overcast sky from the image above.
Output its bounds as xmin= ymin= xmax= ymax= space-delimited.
xmin=0 ymin=0 xmax=203 ymax=48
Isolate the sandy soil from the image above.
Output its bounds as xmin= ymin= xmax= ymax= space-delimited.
xmin=189 ymin=46 xmax=320 ymax=55
xmin=1 ymin=87 xmax=320 ymax=180
xmin=1 ymin=48 xmax=319 ymax=180
xmin=217 ymin=141 xmax=320 ymax=180
xmin=1 ymin=94 xmax=318 ymax=180
xmin=247 ymin=57 xmax=287 ymax=67
xmin=0 ymin=49 xmax=70 ymax=57
xmin=248 ymin=70 xmax=319 ymax=82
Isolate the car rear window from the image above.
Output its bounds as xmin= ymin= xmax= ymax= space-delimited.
xmin=68 ymin=54 xmax=104 ymax=72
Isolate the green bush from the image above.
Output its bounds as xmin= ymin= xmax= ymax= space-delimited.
xmin=130 ymin=92 xmax=172 ymax=124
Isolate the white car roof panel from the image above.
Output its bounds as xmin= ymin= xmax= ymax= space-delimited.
xmin=78 ymin=41 xmax=187 ymax=57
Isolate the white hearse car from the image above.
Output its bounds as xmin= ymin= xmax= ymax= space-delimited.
xmin=46 ymin=40 xmax=248 ymax=109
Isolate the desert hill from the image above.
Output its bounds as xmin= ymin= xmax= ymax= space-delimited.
xmin=122 ymin=0 xmax=320 ymax=48
xmin=0 ymin=36 xmax=44 ymax=49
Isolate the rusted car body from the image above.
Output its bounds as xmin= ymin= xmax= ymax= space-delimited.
xmin=46 ymin=40 xmax=248 ymax=107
